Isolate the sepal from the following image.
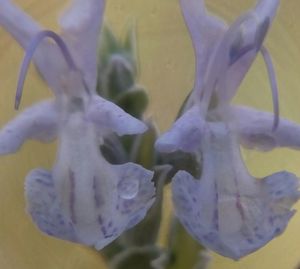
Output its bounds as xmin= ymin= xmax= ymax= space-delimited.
xmin=109 ymin=246 xmax=163 ymax=269
xmin=116 ymin=87 xmax=148 ymax=119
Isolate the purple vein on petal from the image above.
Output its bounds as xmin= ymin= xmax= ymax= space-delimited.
xmin=93 ymin=176 xmax=102 ymax=208
xmin=233 ymin=169 xmax=246 ymax=221
xmin=213 ymin=181 xmax=219 ymax=231
xmin=260 ymin=46 xmax=279 ymax=131
xmin=15 ymin=30 xmax=78 ymax=110
xmin=229 ymin=43 xmax=255 ymax=67
xmin=69 ymin=169 xmax=76 ymax=224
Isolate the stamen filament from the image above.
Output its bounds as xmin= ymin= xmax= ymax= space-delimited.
xmin=15 ymin=30 xmax=78 ymax=110
xmin=260 ymin=46 xmax=279 ymax=131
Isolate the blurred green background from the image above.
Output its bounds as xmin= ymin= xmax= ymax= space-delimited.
xmin=0 ymin=0 xmax=300 ymax=268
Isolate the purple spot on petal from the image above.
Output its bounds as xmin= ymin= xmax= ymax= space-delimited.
xmin=213 ymin=182 xmax=219 ymax=231
xmin=101 ymin=226 xmax=107 ymax=236
xmin=275 ymin=190 xmax=282 ymax=196
xmin=203 ymin=233 xmax=216 ymax=243
xmin=98 ymin=215 xmax=103 ymax=225
xmin=36 ymin=178 xmax=53 ymax=187
xmin=247 ymin=238 xmax=254 ymax=244
xmin=213 ymin=208 xmax=219 ymax=230
xmin=256 ymin=233 xmax=264 ymax=240
xmin=45 ymin=230 xmax=53 ymax=236
xmin=274 ymin=227 xmax=281 ymax=235
xmin=182 ymin=219 xmax=189 ymax=228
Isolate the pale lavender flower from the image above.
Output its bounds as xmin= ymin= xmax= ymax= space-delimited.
xmin=156 ymin=0 xmax=300 ymax=260
xmin=0 ymin=0 xmax=155 ymax=249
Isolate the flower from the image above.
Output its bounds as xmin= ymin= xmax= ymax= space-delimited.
xmin=0 ymin=0 xmax=155 ymax=249
xmin=156 ymin=0 xmax=300 ymax=260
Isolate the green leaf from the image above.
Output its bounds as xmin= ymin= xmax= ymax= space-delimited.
xmin=97 ymin=24 xmax=140 ymax=99
xmin=129 ymin=120 xmax=158 ymax=169
xmin=105 ymin=55 xmax=135 ymax=99
xmin=99 ymin=25 xmax=121 ymax=67
xmin=157 ymin=150 xmax=202 ymax=182
xmin=123 ymin=24 xmax=136 ymax=57
xmin=110 ymin=246 xmax=163 ymax=269
xmin=123 ymin=24 xmax=138 ymax=72
xmin=100 ymin=134 xmax=128 ymax=164
xmin=116 ymin=87 xmax=148 ymax=118
xmin=101 ymin=242 xmax=125 ymax=262
xmin=165 ymin=219 xmax=210 ymax=269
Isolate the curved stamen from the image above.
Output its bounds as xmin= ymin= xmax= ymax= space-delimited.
xmin=260 ymin=46 xmax=279 ymax=131
xmin=15 ymin=30 xmax=78 ymax=110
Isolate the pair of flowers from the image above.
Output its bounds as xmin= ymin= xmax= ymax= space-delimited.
xmin=0 ymin=0 xmax=299 ymax=260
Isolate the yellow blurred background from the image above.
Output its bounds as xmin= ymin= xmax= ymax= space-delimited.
xmin=1 ymin=0 xmax=300 ymax=268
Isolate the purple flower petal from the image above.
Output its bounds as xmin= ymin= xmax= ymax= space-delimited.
xmin=228 ymin=105 xmax=300 ymax=151
xmin=15 ymin=30 xmax=79 ymax=109
xmin=59 ymin=0 xmax=105 ymax=91
xmin=25 ymin=169 xmax=78 ymax=242
xmin=181 ymin=0 xmax=279 ymax=109
xmin=172 ymin=122 xmax=300 ymax=260
xmin=95 ymin=162 xmax=155 ymax=249
xmin=1 ymin=0 xmax=154 ymax=250
xmin=214 ymin=0 xmax=279 ymax=105
xmin=155 ymin=106 xmax=205 ymax=153
xmin=87 ymin=95 xmax=147 ymax=136
xmin=255 ymin=0 xmax=280 ymax=20
xmin=36 ymin=102 xmax=154 ymax=248
xmin=201 ymin=13 xmax=264 ymax=110
xmin=0 ymin=0 xmax=41 ymax=49
xmin=0 ymin=0 xmax=106 ymax=94
xmin=179 ymin=0 xmax=226 ymax=104
xmin=0 ymin=100 xmax=59 ymax=154
xmin=25 ymin=162 xmax=154 ymax=249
